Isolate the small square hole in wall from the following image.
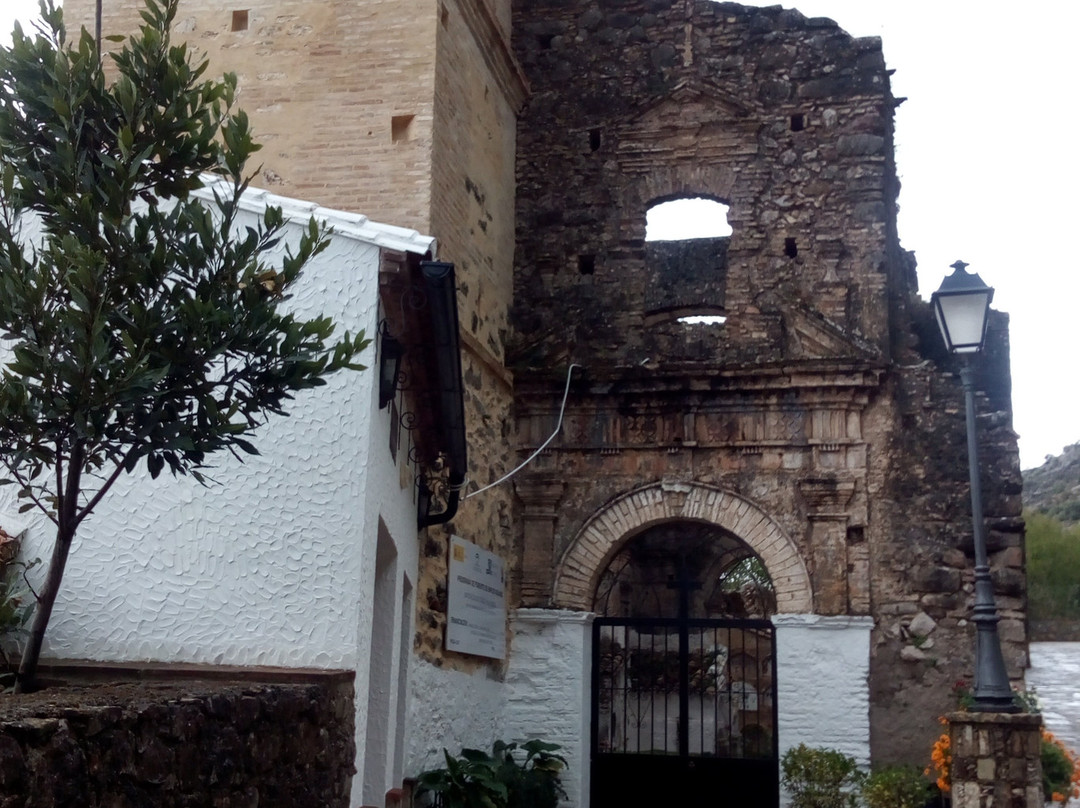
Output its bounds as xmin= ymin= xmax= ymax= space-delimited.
xmin=790 ymin=113 xmax=806 ymax=131
xmin=589 ymin=128 xmax=602 ymax=152
xmin=391 ymin=115 xmax=414 ymax=143
xmin=578 ymin=254 xmax=595 ymax=275
xmin=784 ymin=237 xmax=798 ymax=258
xmin=231 ymin=9 xmax=249 ymax=31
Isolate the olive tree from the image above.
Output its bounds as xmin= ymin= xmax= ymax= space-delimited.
xmin=0 ymin=0 xmax=368 ymax=691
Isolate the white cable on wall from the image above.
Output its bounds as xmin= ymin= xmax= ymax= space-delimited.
xmin=464 ymin=363 xmax=581 ymax=499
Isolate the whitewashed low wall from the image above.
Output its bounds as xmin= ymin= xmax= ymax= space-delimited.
xmin=485 ymin=611 xmax=871 ymax=808
xmin=774 ymin=614 xmax=874 ymax=769
xmin=504 ymin=609 xmax=593 ymax=808
xmin=405 ymin=657 xmax=509 ymax=776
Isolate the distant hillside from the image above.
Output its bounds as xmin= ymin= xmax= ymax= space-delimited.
xmin=1024 ymin=442 xmax=1080 ymax=525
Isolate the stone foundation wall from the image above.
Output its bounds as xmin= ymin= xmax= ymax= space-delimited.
xmin=0 ymin=669 xmax=355 ymax=808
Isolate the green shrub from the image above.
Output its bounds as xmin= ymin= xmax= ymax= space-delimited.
xmin=416 ymin=740 xmax=567 ymax=808
xmin=1026 ymin=510 xmax=1080 ymax=621
xmin=781 ymin=744 xmax=864 ymax=808
xmin=862 ymin=765 xmax=933 ymax=808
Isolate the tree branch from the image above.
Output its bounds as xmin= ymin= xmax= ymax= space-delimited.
xmin=73 ymin=448 xmax=136 ymax=530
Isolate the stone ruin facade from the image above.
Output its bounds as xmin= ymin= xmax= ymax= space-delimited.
xmin=509 ymin=0 xmax=1024 ymax=765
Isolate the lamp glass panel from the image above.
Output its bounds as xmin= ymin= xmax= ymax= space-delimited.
xmin=935 ymin=292 xmax=990 ymax=353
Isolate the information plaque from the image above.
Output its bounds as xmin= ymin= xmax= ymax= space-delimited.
xmin=445 ymin=535 xmax=506 ymax=659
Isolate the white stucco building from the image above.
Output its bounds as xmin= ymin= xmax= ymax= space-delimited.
xmin=0 ymin=186 xmax=439 ymax=807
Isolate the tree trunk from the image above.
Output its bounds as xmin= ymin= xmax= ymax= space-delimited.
xmin=13 ymin=523 xmax=75 ymax=693
xmin=14 ymin=447 xmax=82 ymax=694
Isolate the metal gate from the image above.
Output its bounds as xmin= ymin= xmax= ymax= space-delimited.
xmin=591 ymin=617 xmax=778 ymax=806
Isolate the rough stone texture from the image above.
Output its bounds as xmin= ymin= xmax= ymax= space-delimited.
xmin=511 ymin=0 xmax=1024 ymax=768
xmin=947 ymin=711 xmax=1043 ymax=808
xmin=0 ymin=673 xmax=355 ymax=807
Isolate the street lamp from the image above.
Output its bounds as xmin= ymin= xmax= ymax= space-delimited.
xmin=931 ymin=260 xmax=1018 ymax=712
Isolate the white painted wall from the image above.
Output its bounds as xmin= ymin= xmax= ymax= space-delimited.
xmin=1 ymin=188 xmax=430 ymax=670
xmin=774 ymin=614 xmax=874 ymax=768
xmin=505 ymin=609 xmax=593 ymax=808
xmin=405 ymin=657 xmax=510 ymax=775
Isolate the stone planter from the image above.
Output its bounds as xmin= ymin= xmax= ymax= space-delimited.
xmin=947 ymin=710 xmax=1043 ymax=808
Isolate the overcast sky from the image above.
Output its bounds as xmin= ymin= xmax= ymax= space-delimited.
xmin=3 ymin=1 xmax=1077 ymax=469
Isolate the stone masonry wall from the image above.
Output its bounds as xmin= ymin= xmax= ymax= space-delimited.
xmin=512 ymin=0 xmax=908 ymax=375
xmin=870 ymin=308 xmax=1026 ymax=763
xmin=947 ymin=712 xmax=1043 ymax=808
xmin=0 ymin=672 xmax=355 ymax=807
xmin=511 ymin=0 xmax=1024 ymax=769
xmin=412 ymin=0 xmax=525 ymax=675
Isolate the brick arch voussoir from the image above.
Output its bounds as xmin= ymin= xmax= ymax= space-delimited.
xmin=553 ymin=482 xmax=812 ymax=613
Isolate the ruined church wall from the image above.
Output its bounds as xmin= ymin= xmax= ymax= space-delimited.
xmin=510 ymin=0 xmax=904 ymax=615
xmin=512 ymin=0 xmax=910 ymax=375
xmin=867 ymin=308 xmax=1026 ymax=763
xmin=510 ymin=0 xmax=1024 ymax=769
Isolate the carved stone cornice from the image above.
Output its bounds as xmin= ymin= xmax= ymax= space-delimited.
xmin=798 ymin=477 xmax=857 ymax=519
xmin=514 ymin=475 xmax=566 ymax=518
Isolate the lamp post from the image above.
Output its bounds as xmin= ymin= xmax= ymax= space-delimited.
xmin=931 ymin=260 xmax=1018 ymax=712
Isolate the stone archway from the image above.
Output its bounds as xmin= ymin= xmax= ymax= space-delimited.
xmin=552 ymin=482 xmax=812 ymax=613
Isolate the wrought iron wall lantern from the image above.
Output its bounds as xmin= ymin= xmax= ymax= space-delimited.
xmin=378 ymin=321 xmax=405 ymax=410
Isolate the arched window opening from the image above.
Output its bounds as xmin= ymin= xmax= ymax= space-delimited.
xmin=643 ymin=198 xmax=732 ymax=326
xmin=645 ymin=197 xmax=732 ymax=242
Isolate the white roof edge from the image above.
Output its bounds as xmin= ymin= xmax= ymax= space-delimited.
xmin=193 ymin=176 xmax=437 ymax=258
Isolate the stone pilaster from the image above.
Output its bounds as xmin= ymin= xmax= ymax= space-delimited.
xmin=947 ymin=711 xmax=1043 ymax=808
xmin=798 ymin=477 xmax=856 ymax=615
xmin=514 ymin=475 xmax=566 ymax=606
